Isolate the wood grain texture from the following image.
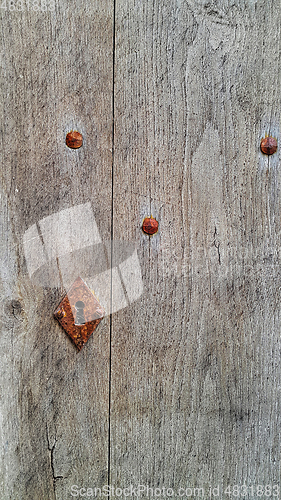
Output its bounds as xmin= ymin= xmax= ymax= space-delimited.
xmin=111 ymin=0 xmax=281 ymax=494
xmin=2 ymin=0 xmax=281 ymax=497
xmin=0 ymin=0 xmax=113 ymax=498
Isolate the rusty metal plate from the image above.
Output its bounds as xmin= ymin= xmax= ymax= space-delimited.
xmin=54 ymin=277 xmax=105 ymax=351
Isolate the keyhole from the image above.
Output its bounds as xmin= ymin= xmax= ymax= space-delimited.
xmin=75 ymin=301 xmax=86 ymax=325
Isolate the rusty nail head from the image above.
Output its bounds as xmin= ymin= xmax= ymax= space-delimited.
xmin=66 ymin=130 xmax=83 ymax=149
xmin=260 ymin=136 xmax=277 ymax=155
xmin=142 ymin=217 xmax=159 ymax=235
xmin=56 ymin=308 xmax=65 ymax=319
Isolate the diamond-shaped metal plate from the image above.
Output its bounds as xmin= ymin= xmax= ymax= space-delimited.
xmin=54 ymin=277 xmax=105 ymax=351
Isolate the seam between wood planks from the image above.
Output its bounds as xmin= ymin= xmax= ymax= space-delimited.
xmin=108 ymin=0 xmax=117 ymax=487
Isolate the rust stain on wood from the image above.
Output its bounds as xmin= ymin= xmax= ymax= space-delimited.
xmin=54 ymin=277 xmax=105 ymax=351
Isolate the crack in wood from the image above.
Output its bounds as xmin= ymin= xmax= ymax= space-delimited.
xmin=46 ymin=427 xmax=63 ymax=499
xmin=213 ymin=226 xmax=221 ymax=265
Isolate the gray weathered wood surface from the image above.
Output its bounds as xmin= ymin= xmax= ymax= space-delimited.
xmin=1 ymin=0 xmax=281 ymax=498
xmin=0 ymin=1 xmax=113 ymax=498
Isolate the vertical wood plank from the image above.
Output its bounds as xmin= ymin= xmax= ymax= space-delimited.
xmin=112 ymin=0 xmax=281 ymax=493
xmin=0 ymin=1 xmax=113 ymax=498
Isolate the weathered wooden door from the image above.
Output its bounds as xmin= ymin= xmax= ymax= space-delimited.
xmin=1 ymin=0 xmax=281 ymax=498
